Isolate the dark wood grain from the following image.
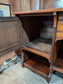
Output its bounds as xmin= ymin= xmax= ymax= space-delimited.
xmin=0 ymin=17 xmax=22 ymax=56
xmin=51 ymin=12 xmax=57 ymax=64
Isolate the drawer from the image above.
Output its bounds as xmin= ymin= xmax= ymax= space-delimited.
xmin=57 ymin=22 xmax=63 ymax=32
xmin=56 ymin=32 xmax=63 ymax=38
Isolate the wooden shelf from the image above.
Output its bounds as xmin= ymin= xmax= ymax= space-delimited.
xmin=22 ymin=50 xmax=51 ymax=82
xmin=24 ymin=37 xmax=52 ymax=53
xmin=12 ymin=8 xmax=63 ymax=15
xmin=22 ymin=37 xmax=52 ymax=61
xmin=12 ymin=8 xmax=62 ymax=17
xmin=53 ymin=58 xmax=63 ymax=73
xmin=24 ymin=59 xmax=50 ymax=76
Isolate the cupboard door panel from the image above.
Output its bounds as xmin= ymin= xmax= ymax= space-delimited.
xmin=0 ymin=20 xmax=21 ymax=52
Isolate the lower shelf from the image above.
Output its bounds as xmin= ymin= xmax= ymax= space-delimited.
xmin=23 ymin=59 xmax=50 ymax=77
xmin=22 ymin=50 xmax=51 ymax=82
xmin=53 ymin=58 xmax=63 ymax=73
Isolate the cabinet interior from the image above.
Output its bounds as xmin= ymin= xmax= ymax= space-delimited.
xmin=20 ymin=16 xmax=53 ymax=55
xmin=20 ymin=15 xmax=54 ymax=80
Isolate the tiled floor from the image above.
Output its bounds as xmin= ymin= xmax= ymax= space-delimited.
xmin=0 ymin=62 xmax=63 ymax=84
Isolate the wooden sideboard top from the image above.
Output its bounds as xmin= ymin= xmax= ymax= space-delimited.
xmin=12 ymin=8 xmax=63 ymax=15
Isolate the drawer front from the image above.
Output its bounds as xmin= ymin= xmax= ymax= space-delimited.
xmin=56 ymin=32 xmax=63 ymax=38
xmin=57 ymin=22 xmax=63 ymax=32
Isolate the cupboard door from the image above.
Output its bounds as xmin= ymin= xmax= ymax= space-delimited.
xmin=0 ymin=17 xmax=21 ymax=55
